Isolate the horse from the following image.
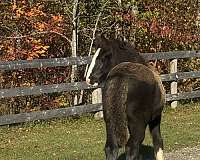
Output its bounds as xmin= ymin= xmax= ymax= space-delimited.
xmin=86 ymin=36 xmax=165 ymax=160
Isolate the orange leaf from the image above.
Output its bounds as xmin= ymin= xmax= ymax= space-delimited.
xmin=52 ymin=15 xmax=63 ymax=22
xmin=27 ymin=57 xmax=33 ymax=60
xmin=26 ymin=11 xmax=33 ymax=17
xmin=12 ymin=4 xmax=17 ymax=10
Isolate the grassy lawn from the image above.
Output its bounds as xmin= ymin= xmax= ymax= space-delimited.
xmin=0 ymin=103 xmax=200 ymax=160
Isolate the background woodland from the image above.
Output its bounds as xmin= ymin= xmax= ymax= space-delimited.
xmin=0 ymin=0 xmax=199 ymax=115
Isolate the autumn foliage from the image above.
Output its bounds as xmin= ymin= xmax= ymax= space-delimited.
xmin=0 ymin=0 xmax=199 ymax=115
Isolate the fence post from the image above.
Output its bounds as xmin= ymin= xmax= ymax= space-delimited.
xmin=170 ymin=59 xmax=178 ymax=108
xmin=92 ymin=88 xmax=103 ymax=119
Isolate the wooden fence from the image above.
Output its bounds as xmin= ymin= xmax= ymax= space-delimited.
xmin=0 ymin=50 xmax=200 ymax=125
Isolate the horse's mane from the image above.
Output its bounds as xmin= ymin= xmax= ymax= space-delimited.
xmin=95 ymin=36 xmax=147 ymax=65
xmin=110 ymin=39 xmax=147 ymax=65
xmin=112 ymin=39 xmax=134 ymax=50
xmin=98 ymin=38 xmax=137 ymax=52
xmin=95 ymin=36 xmax=136 ymax=52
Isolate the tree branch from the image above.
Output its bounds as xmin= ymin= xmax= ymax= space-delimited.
xmin=0 ymin=31 xmax=72 ymax=46
xmin=84 ymin=1 xmax=109 ymax=77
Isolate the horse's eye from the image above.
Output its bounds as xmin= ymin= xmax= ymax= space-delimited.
xmin=101 ymin=55 xmax=108 ymax=61
xmin=104 ymin=54 xmax=111 ymax=60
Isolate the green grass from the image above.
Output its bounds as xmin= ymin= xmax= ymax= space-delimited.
xmin=0 ymin=103 xmax=200 ymax=160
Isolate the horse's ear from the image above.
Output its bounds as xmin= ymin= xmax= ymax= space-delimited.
xmin=100 ymin=34 xmax=107 ymax=40
xmin=115 ymin=36 xmax=127 ymax=49
xmin=94 ymin=34 xmax=108 ymax=48
xmin=117 ymin=36 xmax=124 ymax=42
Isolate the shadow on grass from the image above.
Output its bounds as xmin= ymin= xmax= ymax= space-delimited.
xmin=117 ymin=145 xmax=155 ymax=160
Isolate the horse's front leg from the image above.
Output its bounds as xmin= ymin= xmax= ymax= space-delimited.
xmin=125 ymin=119 xmax=146 ymax=160
xmin=125 ymin=136 xmax=142 ymax=160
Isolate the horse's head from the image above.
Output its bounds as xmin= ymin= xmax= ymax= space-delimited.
xmin=86 ymin=35 xmax=113 ymax=86
xmin=85 ymin=35 xmax=146 ymax=86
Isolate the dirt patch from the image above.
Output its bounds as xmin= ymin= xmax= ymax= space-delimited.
xmin=114 ymin=145 xmax=200 ymax=160
xmin=137 ymin=145 xmax=200 ymax=160
xmin=165 ymin=146 xmax=200 ymax=160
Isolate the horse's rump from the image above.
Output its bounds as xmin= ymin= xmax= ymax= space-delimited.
xmin=102 ymin=62 xmax=164 ymax=147
xmin=108 ymin=62 xmax=165 ymax=111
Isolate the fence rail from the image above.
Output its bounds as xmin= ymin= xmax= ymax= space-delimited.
xmin=160 ymin=71 xmax=200 ymax=82
xmin=0 ymin=50 xmax=199 ymax=125
xmin=0 ymin=70 xmax=200 ymax=99
xmin=0 ymin=89 xmax=200 ymax=125
xmin=0 ymin=57 xmax=91 ymax=71
xmin=1 ymin=50 xmax=199 ymax=71
xmin=0 ymin=82 xmax=97 ymax=98
xmin=0 ymin=103 xmax=102 ymax=125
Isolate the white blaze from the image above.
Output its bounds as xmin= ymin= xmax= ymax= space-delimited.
xmin=86 ymin=48 xmax=101 ymax=83
xmin=156 ymin=148 xmax=164 ymax=160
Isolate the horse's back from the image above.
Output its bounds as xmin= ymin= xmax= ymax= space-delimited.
xmin=106 ymin=62 xmax=164 ymax=121
xmin=108 ymin=62 xmax=156 ymax=83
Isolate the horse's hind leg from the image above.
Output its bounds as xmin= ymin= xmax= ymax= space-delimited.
xmin=125 ymin=119 xmax=146 ymax=160
xmin=105 ymin=143 xmax=118 ymax=160
xmin=104 ymin=124 xmax=119 ymax=160
xmin=149 ymin=115 xmax=164 ymax=160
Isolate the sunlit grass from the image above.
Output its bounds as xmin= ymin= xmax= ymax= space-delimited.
xmin=0 ymin=103 xmax=200 ymax=160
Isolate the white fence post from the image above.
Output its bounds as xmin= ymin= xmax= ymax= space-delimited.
xmin=92 ymin=88 xmax=103 ymax=119
xmin=170 ymin=59 xmax=178 ymax=108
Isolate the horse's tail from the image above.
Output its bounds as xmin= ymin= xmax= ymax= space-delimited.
xmin=103 ymin=76 xmax=128 ymax=147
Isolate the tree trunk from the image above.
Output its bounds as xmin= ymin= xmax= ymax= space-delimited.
xmin=71 ymin=0 xmax=79 ymax=105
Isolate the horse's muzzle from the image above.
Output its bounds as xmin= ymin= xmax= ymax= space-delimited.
xmin=86 ymin=78 xmax=98 ymax=87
